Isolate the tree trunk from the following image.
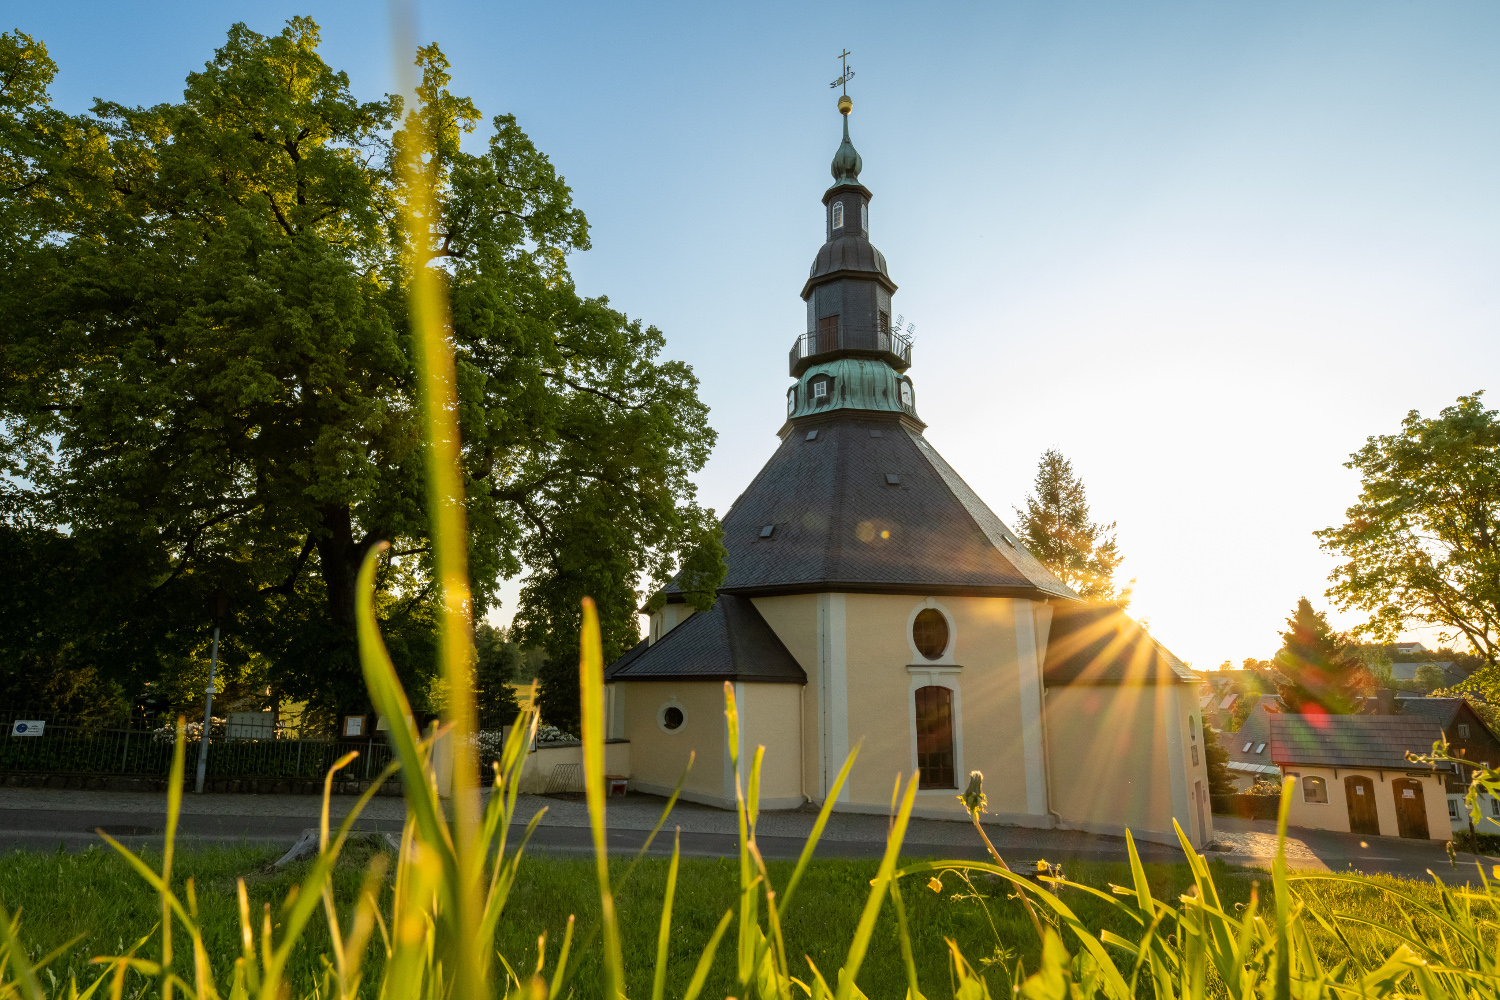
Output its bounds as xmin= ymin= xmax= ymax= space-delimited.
xmin=316 ymin=504 xmax=376 ymax=636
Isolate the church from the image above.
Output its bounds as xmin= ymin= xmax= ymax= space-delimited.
xmin=603 ymin=95 xmax=1212 ymax=849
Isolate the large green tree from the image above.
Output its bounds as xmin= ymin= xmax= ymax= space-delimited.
xmin=1013 ymin=449 xmax=1132 ymax=604
xmin=0 ymin=22 xmax=723 ymax=724
xmin=1273 ymin=598 xmax=1373 ymax=714
xmin=1317 ymin=392 xmax=1500 ymax=668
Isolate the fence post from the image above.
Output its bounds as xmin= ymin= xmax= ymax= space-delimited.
xmin=195 ymin=623 xmax=221 ymax=794
xmin=120 ymin=725 xmax=130 ymax=773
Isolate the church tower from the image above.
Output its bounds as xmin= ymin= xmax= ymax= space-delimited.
xmin=603 ymin=92 xmax=1212 ymax=849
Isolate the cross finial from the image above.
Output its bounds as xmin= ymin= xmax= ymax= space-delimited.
xmin=830 ymin=48 xmax=855 ymax=94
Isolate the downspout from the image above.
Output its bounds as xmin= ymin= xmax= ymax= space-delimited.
xmin=1035 ymin=599 xmax=1063 ymax=830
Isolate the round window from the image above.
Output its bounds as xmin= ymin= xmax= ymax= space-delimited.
xmin=912 ymin=609 xmax=949 ymax=660
xmin=660 ymin=705 xmax=684 ymax=731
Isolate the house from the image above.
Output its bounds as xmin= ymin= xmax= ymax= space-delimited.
xmin=601 ymin=96 xmax=1214 ymax=849
xmin=1390 ymin=698 xmax=1500 ymax=833
xmin=1223 ymin=696 xmax=1281 ymax=791
xmin=1270 ymin=713 xmax=1456 ymax=840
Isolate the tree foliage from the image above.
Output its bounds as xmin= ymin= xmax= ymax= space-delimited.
xmin=1273 ymin=598 xmax=1374 ymax=714
xmin=1318 ymin=392 xmax=1500 ymax=668
xmin=1202 ymin=721 xmax=1237 ymax=802
xmin=0 ymin=22 xmax=723 ymax=721
xmin=1013 ymin=449 xmax=1132 ymax=604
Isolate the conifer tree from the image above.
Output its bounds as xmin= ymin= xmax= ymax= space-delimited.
xmin=1273 ymin=598 xmax=1374 ymax=714
xmin=1202 ymin=721 xmax=1237 ymax=804
xmin=1013 ymin=449 xmax=1133 ymax=604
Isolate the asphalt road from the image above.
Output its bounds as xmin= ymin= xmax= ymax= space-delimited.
xmin=0 ymin=789 xmax=1491 ymax=884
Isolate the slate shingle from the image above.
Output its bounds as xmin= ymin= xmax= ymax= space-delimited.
xmin=1269 ymin=714 xmax=1456 ymax=771
xmin=604 ymin=595 xmax=805 ymax=684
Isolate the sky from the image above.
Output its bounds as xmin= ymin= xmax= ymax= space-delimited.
xmin=15 ymin=1 xmax=1500 ymax=669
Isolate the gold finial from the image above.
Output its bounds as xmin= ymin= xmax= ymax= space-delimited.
xmin=830 ymin=48 xmax=855 ymax=115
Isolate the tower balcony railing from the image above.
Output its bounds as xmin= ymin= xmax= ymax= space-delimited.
xmin=788 ymin=328 xmax=913 ymax=376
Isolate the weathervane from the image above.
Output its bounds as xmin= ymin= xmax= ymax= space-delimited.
xmin=831 ymin=48 xmax=855 ymax=114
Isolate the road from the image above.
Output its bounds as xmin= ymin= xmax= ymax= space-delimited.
xmin=0 ymin=787 xmax=1491 ymax=884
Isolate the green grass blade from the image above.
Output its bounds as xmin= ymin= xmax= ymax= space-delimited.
xmin=779 ymin=744 xmax=860 ymax=913
xmin=681 ymin=910 xmax=734 ymax=1000
xmin=651 ymin=830 xmax=681 ymax=1000
xmin=579 ymin=597 xmax=625 ymax=1000
xmin=835 ymin=770 xmax=918 ymax=1000
xmin=1273 ymin=776 xmax=1294 ymax=1000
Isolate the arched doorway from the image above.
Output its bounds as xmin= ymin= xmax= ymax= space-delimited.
xmin=1344 ymin=775 xmax=1379 ymax=835
xmin=1392 ymin=778 xmax=1430 ymax=839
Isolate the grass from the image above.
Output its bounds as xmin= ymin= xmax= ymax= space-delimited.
xmin=0 ymin=842 xmax=1476 ymax=999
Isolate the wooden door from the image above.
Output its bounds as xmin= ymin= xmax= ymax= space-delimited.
xmin=1392 ymin=778 xmax=1430 ymax=840
xmin=1344 ymin=775 xmax=1380 ymax=835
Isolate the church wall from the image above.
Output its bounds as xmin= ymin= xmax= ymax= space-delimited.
xmin=1044 ymin=683 xmax=1213 ymax=847
xmin=738 ymin=682 xmax=805 ymax=809
xmin=751 ymin=595 xmax=825 ymax=802
xmin=616 ymin=681 xmax=728 ymax=806
xmin=837 ymin=594 xmax=1042 ymax=822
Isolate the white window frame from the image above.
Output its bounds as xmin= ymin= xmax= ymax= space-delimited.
xmin=813 ymin=380 xmax=828 ymax=399
xmin=832 ymin=202 xmax=844 ymax=230
xmin=906 ymin=598 xmax=957 ymax=664
xmin=907 ymin=665 xmax=963 ymax=795
xmin=656 ymin=698 xmax=687 ymax=734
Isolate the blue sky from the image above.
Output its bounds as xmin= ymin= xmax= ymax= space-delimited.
xmin=18 ymin=2 xmax=1500 ymax=668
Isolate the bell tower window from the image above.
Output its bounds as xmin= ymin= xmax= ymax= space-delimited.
xmin=860 ymin=202 xmax=868 ymax=232
xmin=832 ymin=202 xmax=844 ymax=230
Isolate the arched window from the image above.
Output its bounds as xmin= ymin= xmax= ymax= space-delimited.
xmin=912 ymin=608 xmax=949 ymax=660
xmin=860 ymin=202 xmax=868 ymax=232
xmin=832 ymin=202 xmax=844 ymax=230
xmin=1303 ymin=776 xmax=1328 ymax=803
xmin=915 ymin=686 xmax=955 ymax=789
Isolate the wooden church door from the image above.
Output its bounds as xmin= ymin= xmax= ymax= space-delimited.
xmin=1344 ymin=776 xmax=1379 ymax=835
xmin=1392 ymin=778 xmax=1430 ymax=839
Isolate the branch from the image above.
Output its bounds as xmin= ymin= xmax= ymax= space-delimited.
xmin=540 ymin=370 xmax=646 ymax=411
xmin=258 ymin=534 xmax=316 ymax=596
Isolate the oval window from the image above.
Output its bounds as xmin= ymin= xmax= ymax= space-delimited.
xmin=662 ymin=705 xmax=684 ymax=731
xmin=912 ymin=608 xmax=949 ymax=660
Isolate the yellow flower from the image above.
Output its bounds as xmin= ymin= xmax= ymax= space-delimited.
xmin=927 ymin=876 xmax=944 ymax=893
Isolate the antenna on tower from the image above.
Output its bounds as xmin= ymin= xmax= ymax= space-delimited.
xmin=894 ymin=314 xmax=905 ymax=331
xmin=905 ymin=323 xmax=916 ymax=340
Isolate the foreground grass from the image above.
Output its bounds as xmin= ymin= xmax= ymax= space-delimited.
xmin=0 ymin=843 xmax=1470 ymax=997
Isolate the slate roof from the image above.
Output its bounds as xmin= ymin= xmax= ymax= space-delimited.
xmin=681 ymin=414 xmax=1075 ymax=600
xmin=1269 ymin=714 xmax=1457 ymax=771
xmin=1042 ymin=603 xmax=1196 ymax=687
xmin=802 ymin=234 xmax=896 ymax=297
xmin=603 ymin=595 xmax=806 ymax=684
xmin=1225 ymin=698 xmax=1281 ymax=776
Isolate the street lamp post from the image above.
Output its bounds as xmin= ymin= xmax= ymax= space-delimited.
xmin=195 ymin=590 xmax=230 ymax=794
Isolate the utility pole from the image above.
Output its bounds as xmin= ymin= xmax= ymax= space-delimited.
xmin=195 ymin=589 xmax=230 ymax=794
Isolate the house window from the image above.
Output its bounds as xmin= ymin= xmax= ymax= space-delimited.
xmin=915 ymin=686 xmax=955 ymax=789
xmin=1450 ymin=799 xmax=1461 ymax=820
xmin=912 ymin=609 xmax=949 ymax=660
xmin=832 ymin=202 xmax=844 ymax=229
xmin=1190 ymin=716 xmax=1196 ymax=740
xmin=1303 ymin=776 xmax=1328 ymax=803
xmin=1459 ymin=724 xmax=1471 ymax=738
xmin=813 ymin=380 xmax=828 ymax=399
xmin=1242 ymin=742 xmax=1253 ymax=753
xmin=1491 ymin=797 xmax=1499 ymax=818
xmin=1255 ymin=743 xmax=1266 ymax=754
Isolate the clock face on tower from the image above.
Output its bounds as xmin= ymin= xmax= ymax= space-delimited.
xmin=787 ymin=388 xmax=796 ymax=415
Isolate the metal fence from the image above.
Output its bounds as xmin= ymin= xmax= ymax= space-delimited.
xmin=0 ymin=710 xmax=393 ymax=783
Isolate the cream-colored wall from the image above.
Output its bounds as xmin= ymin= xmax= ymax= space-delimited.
xmin=755 ymin=592 xmax=1047 ymax=822
xmin=753 ymin=595 xmax=823 ymax=801
xmin=614 ymin=681 xmax=725 ymax=804
xmin=1282 ymin=767 xmax=1450 ymax=841
xmin=736 ymin=682 xmax=804 ymax=809
xmin=1045 ymin=682 xmax=1213 ymax=847
xmin=647 ymin=604 xmax=696 ymax=645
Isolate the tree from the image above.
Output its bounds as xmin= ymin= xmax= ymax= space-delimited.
xmin=1318 ymin=392 xmax=1500 ymax=668
xmin=1202 ymin=721 xmax=1237 ymax=805
xmin=1273 ymin=598 xmax=1374 ymax=714
xmin=1013 ymin=449 xmax=1133 ymax=605
xmin=0 ymin=23 xmax=724 ymax=721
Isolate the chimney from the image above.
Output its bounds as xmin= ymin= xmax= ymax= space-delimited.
xmin=1376 ymin=688 xmax=1396 ymax=715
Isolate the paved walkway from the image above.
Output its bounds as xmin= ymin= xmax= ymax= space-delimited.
xmin=0 ymin=787 xmax=1490 ymax=883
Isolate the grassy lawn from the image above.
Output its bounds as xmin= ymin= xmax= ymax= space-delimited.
xmin=0 ymin=842 xmax=1466 ymax=997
